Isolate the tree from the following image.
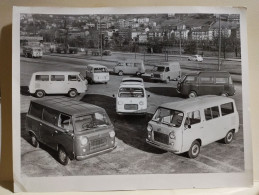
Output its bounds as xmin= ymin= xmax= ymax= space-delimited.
xmin=184 ymin=40 xmax=197 ymax=54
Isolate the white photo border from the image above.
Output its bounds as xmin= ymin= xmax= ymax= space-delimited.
xmin=12 ymin=6 xmax=252 ymax=192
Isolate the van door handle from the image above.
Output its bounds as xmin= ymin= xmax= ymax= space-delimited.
xmin=39 ymin=123 xmax=42 ymax=126
xmin=55 ymin=130 xmax=58 ymax=133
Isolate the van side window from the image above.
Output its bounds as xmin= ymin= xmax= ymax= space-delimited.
xmin=165 ymin=67 xmax=170 ymax=72
xmin=29 ymin=102 xmax=43 ymax=119
xmin=42 ymin=108 xmax=59 ymax=125
xmin=185 ymin=76 xmax=197 ymax=83
xmin=58 ymin=114 xmax=73 ymax=131
xmin=134 ymin=63 xmax=141 ymax=67
xmin=36 ymin=75 xmax=49 ymax=81
xmin=185 ymin=110 xmax=201 ymax=125
xmin=215 ymin=77 xmax=228 ymax=84
xmin=200 ymin=76 xmax=214 ymax=83
xmin=51 ymin=75 xmax=65 ymax=81
xmin=204 ymin=106 xmax=220 ymax=120
xmin=221 ymin=102 xmax=234 ymax=116
xmin=68 ymin=75 xmax=78 ymax=81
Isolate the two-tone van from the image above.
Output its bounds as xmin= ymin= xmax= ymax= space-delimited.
xmin=86 ymin=64 xmax=109 ymax=84
xmin=176 ymin=71 xmax=235 ymax=98
xmin=113 ymin=59 xmax=145 ymax=76
xmin=26 ymin=98 xmax=116 ymax=165
xmin=151 ymin=61 xmax=181 ymax=83
xmin=146 ymin=96 xmax=239 ymax=158
xmin=29 ymin=71 xmax=88 ymax=98
xmin=23 ymin=46 xmax=43 ymax=58
xmin=113 ymin=78 xmax=149 ymax=115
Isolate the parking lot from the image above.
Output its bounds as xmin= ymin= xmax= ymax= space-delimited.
xmin=20 ymin=53 xmax=244 ymax=177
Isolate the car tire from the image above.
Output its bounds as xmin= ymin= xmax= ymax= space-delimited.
xmin=221 ymin=93 xmax=228 ymax=97
xmin=35 ymin=90 xmax=45 ymax=98
xmin=30 ymin=134 xmax=39 ymax=148
xmin=188 ymin=91 xmax=197 ymax=98
xmin=105 ymin=82 xmax=108 ymax=84
xmin=58 ymin=146 xmax=70 ymax=166
xmin=118 ymin=71 xmax=123 ymax=76
xmin=68 ymin=89 xmax=78 ymax=98
xmin=25 ymin=53 xmax=28 ymax=58
xmin=187 ymin=140 xmax=200 ymax=158
xmin=223 ymin=130 xmax=234 ymax=144
xmin=136 ymin=72 xmax=141 ymax=77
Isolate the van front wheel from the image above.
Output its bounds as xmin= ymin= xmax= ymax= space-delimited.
xmin=187 ymin=140 xmax=200 ymax=158
xmin=58 ymin=147 xmax=70 ymax=166
xmin=118 ymin=71 xmax=123 ymax=76
xmin=188 ymin=91 xmax=197 ymax=98
xmin=224 ymin=130 xmax=234 ymax=144
xmin=35 ymin=90 xmax=45 ymax=98
xmin=68 ymin=89 xmax=78 ymax=98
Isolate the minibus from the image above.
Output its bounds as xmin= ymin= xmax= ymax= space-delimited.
xmin=113 ymin=59 xmax=145 ymax=76
xmin=176 ymin=71 xmax=235 ymax=98
xmin=26 ymin=98 xmax=116 ymax=165
xmin=146 ymin=96 xmax=239 ymax=158
xmin=29 ymin=71 xmax=88 ymax=98
xmin=113 ymin=78 xmax=149 ymax=115
xmin=86 ymin=64 xmax=109 ymax=84
xmin=151 ymin=61 xmax=181 ymax=83
xmin=23 ymin=46 xmax=43 ymax=58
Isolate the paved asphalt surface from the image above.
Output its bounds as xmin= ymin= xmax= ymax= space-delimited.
xmin=20 ymin=53 xmax=244 ymax=177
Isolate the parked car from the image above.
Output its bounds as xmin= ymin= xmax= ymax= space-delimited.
xmin=28 ymin=71 xmax=88 ymax=98
xmin=151 ymin=61 xmax=181 ymax=83
xmin=68 ymin=47 xmax=78 ymax=54
xmin=86 ymin=64 xmax=109 ymax=84
xmin=113 ymin=78 xmax=149 ymax=115
xmin=188 ymin=55 xmax=203 ymax=62
xmin=146 ymin=95 xmax=239 ymax=158
xmin=176 ymin=71 xmax=235 ymax=98
xmin=102 ymin=50 xmax=112 ymax=56
xmin=113 ymin=59 xmax=145 ymax=76
xmin=92 ymin=50 xmax=101 ymax=56
xmin=26 ymin=98 xmax=116 ymax=165
xmin=23 ymin=46 xmax=43 ymax=58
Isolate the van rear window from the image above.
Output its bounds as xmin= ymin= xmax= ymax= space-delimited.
xmin=51 ymin=75 xmax=65 ymax=81
xmin=36 ymin=75 xmax=49 ymax=81
xmin=221 ymin=102 xmax=234 ymax=116
xmin=29 ymin=102 xmax=43 ymax=119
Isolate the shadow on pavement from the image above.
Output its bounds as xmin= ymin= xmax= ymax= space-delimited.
xmin=80 ymin=94 xmax=166 ymax=154
xmin=145 ymin=87 xmax=182 ymax=97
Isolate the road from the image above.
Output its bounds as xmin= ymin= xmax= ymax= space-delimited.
xmin=20 ymin=53 xmax=244 ymax=177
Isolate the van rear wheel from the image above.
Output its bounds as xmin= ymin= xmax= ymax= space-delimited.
xmin=187 ymin=140 xmax=200 ymax=158
xmin=188 ymin=91 xmax=197 ymax=98
xmin=68 ymin=89 xmax=78 ymax=98
xmin=136 ymin=72 xmax=141 ymax=77
xmin=224 ymin=130 xmax=234 ymax=144
xmin=221 ymin=93 xmax=228 ymax=97
xmin=35 ymin=90 xmax=45 ymax=98
xmin=58 ymin=147 xmax=70 ymax=166
xmin=118 ymin=71 xmax=123 ymax=76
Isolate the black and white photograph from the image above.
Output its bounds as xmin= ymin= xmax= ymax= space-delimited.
xmin=12 ymin=6 xmax=252 ymax=192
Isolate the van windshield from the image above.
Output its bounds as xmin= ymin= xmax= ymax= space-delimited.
xmin=118 ymin=87 xmax=144 ymax=97
xmin=152 ymin=107 xmax=184 ymax=128
xmin=154 ymin=66 xmax=165 ymax=72
xmin=79 ymin=73 xmax=85 ymax=81
xmin=94 ymin=67 xmax=108 ymax=73
xmin=75 ymin=112 xmax=111 ymax=132
xmin=33 ymin=49 xmax=42 ymax=52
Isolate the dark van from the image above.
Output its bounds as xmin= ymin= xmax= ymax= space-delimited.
xmin=26 ymin=98 xmax=116 ymax=165
xmin=176 ymin=71 xmax=235 ymax=98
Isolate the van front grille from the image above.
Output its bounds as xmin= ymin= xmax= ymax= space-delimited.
xmin=90 ymin=137 xmax=108 ymax=150
xmin=154 ymin=131 xmax=169 ymax=145
xmin=124 ymin=104 xmax=138 ymax=110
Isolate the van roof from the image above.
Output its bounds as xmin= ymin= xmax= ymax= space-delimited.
xmin=119 ymin=83 xmax=145 ymax=88
xmin=160 ymin=95 xmax=234 ymax=112
xmin=121 ymin=77 xmax=144 ymax=83
xmin=88 ymin=64 xmax=107 ymax=68
xmin=32 ymin=71 xmax=81 ymax=75
xmin=185 ymin=71 xmax=231 ymax=76
xmin=31 ymin=97 xmax=104 ymax=116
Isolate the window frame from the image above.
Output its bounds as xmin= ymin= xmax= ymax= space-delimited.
xmin=58 ymin=113 xmax=74 ymax=132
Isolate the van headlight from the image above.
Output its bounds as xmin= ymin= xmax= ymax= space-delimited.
xmin=147 ymin=124 xmax=153 ymax=132
xmin=118 ymin=101 xmax=123 ymax=105
xmin=169 ymin=132 xmax=175 ymax=139
xmin=79 ymin=137 xmax=88 ymax=146
xmin=139 ymin=101 xmax=144 ymax=105
xmin=109 ymin=131 xmax=115 ymax=137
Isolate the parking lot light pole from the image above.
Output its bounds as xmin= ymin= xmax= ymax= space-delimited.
xmin=218 ymin=15 xmax=221 ymax=71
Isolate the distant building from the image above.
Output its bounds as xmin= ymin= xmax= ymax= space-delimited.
xmin=137 ymin=18 xmax=149 ymax=24
xmin=138 ymin=33 xmax=148 ymax=43
xmin=118 ymin=28 xmax=132 ymax=40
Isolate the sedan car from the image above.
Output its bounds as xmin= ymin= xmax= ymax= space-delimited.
xmin=188 ymin=55 xmax=203 ymax=62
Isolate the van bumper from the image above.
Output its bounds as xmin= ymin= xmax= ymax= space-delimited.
xmin=146 ymin=139 xmax=180 ymax=153
xmin=76 ymin=145 xmax=117 ymax=160
xmin=117 ymin=108 xmax=147 ymax=115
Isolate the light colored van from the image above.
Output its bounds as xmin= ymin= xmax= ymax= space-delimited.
xmin=113 ymin=59 xmax=145 ymax=76
xmin=113 ymin=78 xmax=149 ymax=115
xmin=26 ymin=98 xmax=116 ymax=165
xmin=23 ymin=46 xmax=43 ymax=58
xmin=146 ymin=95 xmax=239 ymax=158
xmin=177 ymin=71 xmax=235 ymax=98
xmin=86 ymin=64 xmax=109 ymax=84
xmin=151 ymin=61 xmax=181 ymax=83
xmin=29 ymin=71 xmax=88 ymax=98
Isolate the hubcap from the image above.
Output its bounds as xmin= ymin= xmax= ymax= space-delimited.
xmin=192 ymin=144 xmax=199 ymax=155
xmin=37 ymin=91 xmax=43 ymax=97
xmin=32 ymin=136 xmax=36 ymax=145
xmin=59 ymin=150 xmax=66 ymax=162
xmin=227 ymin=133 xmax=233 ymax=142
xmin=189 ymin=93 xmax=196 ymax=98
xmin=70 ymin=91 xmax=76 ymax=97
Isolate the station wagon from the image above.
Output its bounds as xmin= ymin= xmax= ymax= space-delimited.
xmin=26 ymin=98 xmax=116 ymax=165
xmin=146 ymin=96 xmax=239 ymax=158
